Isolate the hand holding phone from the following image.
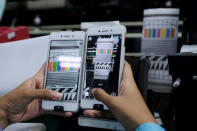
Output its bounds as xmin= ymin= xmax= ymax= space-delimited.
xmin=42 ymin=31 xmax=85 ymax=112
xmin=83 ymin=61 xmax=157 ymax=130
xmin=80 ymin=25 xmax=126 ymax=110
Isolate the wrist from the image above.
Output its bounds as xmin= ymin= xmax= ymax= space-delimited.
xmin=0 ymin=99 xmax=9 ymax=129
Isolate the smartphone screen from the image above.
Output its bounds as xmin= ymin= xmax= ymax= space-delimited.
xmin=45 ymin=40 xmax=83 ymax=102
xmin=82 ymin=34 xmax=122 ymax=100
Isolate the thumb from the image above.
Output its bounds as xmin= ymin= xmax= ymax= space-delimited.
xmin=31 ymin=89 xmax=63 ymax=101
xmin=92 ymin=88 xmax=115 ymax=107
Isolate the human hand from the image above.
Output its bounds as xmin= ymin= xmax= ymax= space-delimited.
xmin=0 ymin=64 xmax=72 ymax=129
xmin=84 ymin=61 xmax=157 ymax=130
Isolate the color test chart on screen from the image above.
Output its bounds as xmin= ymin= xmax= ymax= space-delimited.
xmin=82 ymin=35 xmax=122 ymax=100
xmin=46 ymin=40 xmax=83 ymax=102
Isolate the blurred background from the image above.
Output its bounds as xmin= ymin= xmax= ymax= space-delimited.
xmin=0 ymin=0 xmax=184 ymax=53
xmin=1 ymin=0 xmax=183 ymax=25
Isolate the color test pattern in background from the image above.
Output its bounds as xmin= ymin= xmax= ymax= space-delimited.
xmin=144 ymin=28 xmax=175 ymax=39
xmin=97 ymin=49 xmax=112 ymax=54
xmin=48 ymin=62 xmax=78 ymax=72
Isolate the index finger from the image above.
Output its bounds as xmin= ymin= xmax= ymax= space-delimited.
xmin=34 ymin=62 xmax=46 ymax=89
xmin=83 ymin=110 xmax=114 ymax=118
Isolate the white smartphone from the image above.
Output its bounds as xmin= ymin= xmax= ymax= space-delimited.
xmin=80 ymin=25 xmax=126 ymax=110
xmin=42 ymin=31 xmax=85 ymax=112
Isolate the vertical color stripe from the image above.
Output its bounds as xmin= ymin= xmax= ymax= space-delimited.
xmin=53 ymin=62 xmax=57 ymax=72
xmin=171 ymin=28 xmax=175 ymax=38
xmin=161 ymin=28 xmax=166 ymax=38
xmin=61 ymin=67 xmax=65 ymax=71
xmin=57 ymin=62 xmax=61 ymax=71
xmin=157 ymin=28 xmax=161 ymax=38
xmin=110 ymin=49 xmax=112 ymax=54
xmin=105 ymin=49 xmax=107 ymax=54
xmin=166 ymin=28 xmax=170 ymax=38
xmin=48 ymin=62 xmax=52 ymax=72
xmin=99 ymin=49 xmax=101 ymax=54
xmin=70 ymin=67 xmax=74 ymax=71
xmin=107 ymin=49 xmax=110 ymax=54
xmin=144 ymin=29 xmax=148 ymax=38
xmin=66 ymin=67 xmax=70 ymax=71
xmin=148 ymin=29 xmax=152 ymax=38
xmin=152 ymin=28 xmax=156 ymax=38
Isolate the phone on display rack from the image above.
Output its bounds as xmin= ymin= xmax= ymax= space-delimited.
xmin=42 ymin=31 xmax=85 ymax=112
xmin=80 ymin=25 xmax=126 ymax=110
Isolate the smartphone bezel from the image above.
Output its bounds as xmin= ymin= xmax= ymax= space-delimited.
xmin=42 ymin=31 xmax=85 ymax=112
xmin=80 ymin=26 xmax=126 ymax=110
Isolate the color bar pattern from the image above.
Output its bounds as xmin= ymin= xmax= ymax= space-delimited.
xmin=144 ymin=28 xmax=176 ymax=39
xmin=97 ymin=49 xmax=112 ymax=54
xmin=48 ymin=62 xmax=78 ymax=72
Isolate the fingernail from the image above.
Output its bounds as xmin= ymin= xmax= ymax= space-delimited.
xmin=53 ymin=92 xmax=63 ymax=100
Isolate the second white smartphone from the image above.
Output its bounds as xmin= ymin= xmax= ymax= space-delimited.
xmin=42 ymin=31 xmax=85 ymax=112
xmin=80 ymin=25 xmax=126 ymax=110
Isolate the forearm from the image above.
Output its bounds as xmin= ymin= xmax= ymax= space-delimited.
xmin=129 ymin=91 xmax=157 ymax=126
xmin=111 ymin=102 xmax=157 ymax=130
xmin=110 ymin=85 xmax=157 ymax=130
xmin=125 ymin=86 xmax=156 ymax=126
xmin=0 ymin=99 xmax=9 ymax=129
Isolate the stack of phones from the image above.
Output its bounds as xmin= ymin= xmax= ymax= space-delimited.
xmin=42 ymin=25 xmax=126 ymax=112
